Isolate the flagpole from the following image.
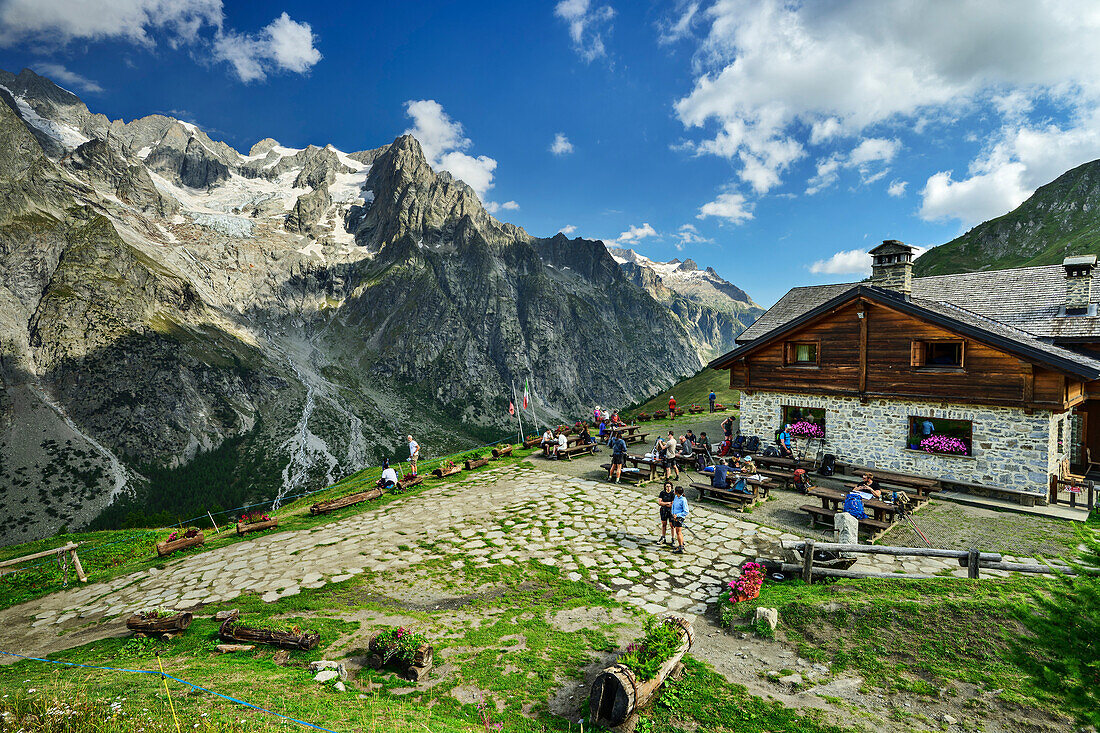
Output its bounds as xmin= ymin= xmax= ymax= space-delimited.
xmin=511 ymin=381 xmax=524 ymax=444
xmin=527 ymin=377 xmax=540 ymax=432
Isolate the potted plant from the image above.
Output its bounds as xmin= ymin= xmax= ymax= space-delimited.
xmin=713 ymin=403 xmax=727 ymax=412
xmin=463 ymin=451 xmax=490 ymax=470
xmin=787 ymin=420 xmax=825 ymax=439
xmin=688 ymin=404 xmax=704 ymax=413
xmin=397 ymin=471 xmax=423 ymax=491
xmin=491 ymin=444 xmax=514 ymax=459
xmin=637 ymin=412 xmax=652 ymax=422
xmin=432 ymin=459 xmax=461 ymax=479
xmin=654 ymin=409 xmax=668 ymax=419
xmin=727 ymin=561 xmax=765 ymax=603
xmin=907 ymin=433 xmax=922 ymax=450
xmin=368 ymin=626 xmax=434 ymax=680
xmin=156 ymin=526 xmax=204 ymax=557
xmin=236 ymin=511 xmax=278 ymax=535
xmin=126 ymin=608 xmax=194 ymax=636
xmin=919 ymin=435 xmax=969 ymax=456
xmin=219 ymin=616 xmax=319 ymax=650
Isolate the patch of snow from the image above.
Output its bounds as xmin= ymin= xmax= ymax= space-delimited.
xmin=178 ymin=120 xmax=198 ymax=135
xmin=331 ymin=147 xmax=366 ymax=173
xmin=298 ymin=240 xmax=325 ymax=260
xmin=0 ymin=85 xmax=88 ymax=150
xmin=136 ymin=146 xmax=152 ymax=159
xmin=149 ymin=169 xmax=305 ymax=219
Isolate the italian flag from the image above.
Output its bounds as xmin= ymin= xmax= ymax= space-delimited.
xmin=523 ymin=379 xmax=530 ymax=410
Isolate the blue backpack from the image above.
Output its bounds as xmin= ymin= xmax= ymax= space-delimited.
xmin=843 ymin=492 xmax=867 ymax=519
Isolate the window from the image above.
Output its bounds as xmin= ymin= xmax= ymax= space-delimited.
xmin=908 ymin=416 xmax=972 ymax=456
xmin=785 ymin=341 xmax=819 ymax=366
xmin=782 ymin=405 xmax=826 ymax=437
xmin=911 ymin=340 xmax=964 ymax=369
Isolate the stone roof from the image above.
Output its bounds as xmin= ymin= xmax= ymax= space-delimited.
xmin=738 ymin=264 xmax=1100 ymax=343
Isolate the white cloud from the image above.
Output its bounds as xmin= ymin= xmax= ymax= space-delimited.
xmin=615 ymin=222 xmax=658 ymax=245
xmin=404 ymin=99 xmax=499 ymax=200
xmin=659 ymin=2 xmax=700 ymax=45
xmin=674 ymin=223 xmax=712 ymax=251
xmin=555 ymin=0 xmax=615 ymax=62
xmin=0 ymin=1 xmax=321 ymax=84
xmin=214 ymin=12 xmax=321 ymax=83
xmin=34 ymin=62 xmax=103 ymax=93
xmin=559 ymin=225 xmax=578 ymax=235
xmin=676 ymin=0 xmax=1100 ymax=203
xmin=500 ymin=200 xmax=520 ymax=211
xmin=809 ymin=249 xmax=872 ymax=276
xmin=805 ymin=155 xmax=841 ymax=196
xmin=887 ymin=179 xmax=908 ymax=197
xmin=806 ymin=137 xmax=901 ymax=194
xmin=0 ymin=0 xmax=222 ymax=47
xmin=550 ymin=132 xmax=574 ymax=156
xmin=697 ymin=191 xmax=753 ymax=224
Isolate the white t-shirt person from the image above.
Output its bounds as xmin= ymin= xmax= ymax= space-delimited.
xmin=381 ymin=466 xmax=398 ymax=485
xmin=407 ymin=436 xmax=420 ymax=472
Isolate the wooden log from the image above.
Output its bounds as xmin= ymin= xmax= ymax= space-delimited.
xmin=523 ymin=435 xmax=541 ymax=449
xmin=310 ymin=488 xmax=383 ymax=515
xmin=491 ymin=445 xmax=514 ymax=459
xmin=69 ymin=548 xmax=87 ymax=583
xmin=214 ymin=609 xmax=240 ymax=622
xmin=126 ymin=611 xmax=193 ymax=635
xmin=403 ymin=661 xmax=433 ymax=682
xmin=236 ymin=518 xmax=278 ymax=536
xmin=219 ymin=618 xmax=319 ymax=651
xmin=802 ymin=539 xmax=815 ymax=583
xmin=775 ymin=562 xmax=938 ymax=581
xmin=954 ymin=559 xmax=1098 ymax=575
xmin=589 ymin=617 xmax=694 ymax=727
xmin=216 ymin=644 xmax=255 ymax=653
xmin=368 ymin=634 xmax=434 ymax=669
xmin=432 ymin=464 xmax=462 ymax=479
xmin=780 ymin=541 xmax=1002 ymax=562
xmin=464 ymin=457 xmax=489 ymax=470
xmin=155 ymin=532 xmax=205 ymax=557
xmin=967 ymin=548 xmax=980 ymax=579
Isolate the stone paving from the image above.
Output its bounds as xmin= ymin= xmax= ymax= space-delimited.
xmin=2 ymin=465 xmax=980 ymax=654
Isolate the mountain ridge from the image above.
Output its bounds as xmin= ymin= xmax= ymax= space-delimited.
xmin=0 ymin=67 xmax=759 ymax=543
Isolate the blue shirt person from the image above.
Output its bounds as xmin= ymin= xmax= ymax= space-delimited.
xmin=709 ymin=391 xmax=717 ymax=411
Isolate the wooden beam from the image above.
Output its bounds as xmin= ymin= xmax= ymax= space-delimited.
xmin=744 ymin=358 xmax=751 ymax=389
xmin=858 ymin=303 xmax=868 ymax=395
xmin=0 ymin=542 xmax=79 ymax=569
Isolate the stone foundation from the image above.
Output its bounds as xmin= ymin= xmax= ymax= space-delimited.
xmin=739 ymin=391 xmax=1066 ymax=492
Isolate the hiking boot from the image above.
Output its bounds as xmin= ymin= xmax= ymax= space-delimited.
xmin=673 ymin=546 xmax=684 ymax=554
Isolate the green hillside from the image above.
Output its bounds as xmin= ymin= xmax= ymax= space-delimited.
xmin=630 ymin=365 xmax=737 ymax=416
xmin=915 ymin=158 xmax=1100 ymax=276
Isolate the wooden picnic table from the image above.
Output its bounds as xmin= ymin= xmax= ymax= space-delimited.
xmin=807 ymin=486 xmax=900 ymax=522
xmin=835 ymin=461 xmax=940 ymax=490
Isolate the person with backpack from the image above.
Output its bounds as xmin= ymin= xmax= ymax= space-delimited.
xmin=777 ymin=424 xmax=794 ymax=459
xmin=670 ymin=487 xmax=689 ymax=554
xmin=656 ymin=479 xmax=676 ymax=546
xmin=709 ymin=390 xmax=716 ymax=412
xmin=664 ymin=431 xmax=680 ymax=480
xmin=377 ymin=459 xmax=398 ymax=491
xmin=608 ymin=432 xmax=628 ymax=482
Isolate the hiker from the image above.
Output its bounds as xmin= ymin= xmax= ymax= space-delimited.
xmin=578 ymin=424 xmax=593 ymax=445
xmin=854 ymin=473 xmax=883 ymax=500
xmin=608 ymin=432 xmax=628 ymax=482
xmin=711 ymin=458 xmax=731 ymax=489
xmin=663 ymin=431 xmax=680 ymax=480
xmin=656 ymin=479 xmax=676 ymax=546
xmin=554 ymin=430 xmax=569 ymax=459
xmin=684 ymin=430 xmax=697 ymax=448
xmin=594 ymin=405 xmax=601 ymax=423
xmin=407 ymin=435 xmax=420 ymax=474
xmin=777 ymin=424 xmax=794 ymax=459
xmin=598 ymin=419 xmax=608 ymax=444
xmin=378 ymin=459 xmax=398 ymax=490
xmin=792 ymin=467 xmax=814 ymax=494
xmin=670 ymin=487 xmax=689 ymax=554
xmin=695 ymin=431 xmax=713 ymax=471
xmin=679 ymin=434 xmax=694 ymax=461
xmin=709 ymin=390 xmax=716 ymax=412
xmin=668 ymin=395 xmax=677 ymax=412
xmin=541 ymin=428 xmax=555 ymax=457
xmin=722 ymin=415 xmax=735 ymax=439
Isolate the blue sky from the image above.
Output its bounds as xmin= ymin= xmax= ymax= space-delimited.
xmin=4 ymin=1 xmax=1100 ymax=306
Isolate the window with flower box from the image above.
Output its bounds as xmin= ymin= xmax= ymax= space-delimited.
xmin=782 ymin=405 xmax=826 ymax=438
xmin=908 ymin=416 xmax=972 ymax=456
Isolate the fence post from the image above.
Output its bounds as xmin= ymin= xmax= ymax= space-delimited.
xmin=802 ymin=539 xmax=815 ymax=583
xmin=967 ymin=548 xmax=980 ymax=579
xmin=69 ymin=547 xmax=87 ymax=583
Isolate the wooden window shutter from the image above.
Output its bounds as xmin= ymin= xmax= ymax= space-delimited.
xmin=959 ymin=341 xmax=966 ymax=368
xmin=784 ymin=342 xmax=793 ymax=365
xmin=910 ymin=341 xmax=924 ymax=367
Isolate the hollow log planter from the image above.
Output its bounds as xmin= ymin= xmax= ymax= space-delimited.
xmin=432 ymin=464 xmax=462 ymax=479
xmin=654 ymin=410 xmax=668 ymax=419
xmin=311 ymin=488 xmax=383 ymax=515
xmin=367 ymin=633 xmax=434 ymax=682
xmin=522 ymin=435 xmax=541 ymax=449
xmin=156 ymin=532 xmax=205 ymax=557
xmin=219 ymin=617 xmax=319 ymax=651
xmin=237 ymin=518 xmax=278 ymax=535
xmin=637 ymin=413 xmax=652 ymax=422
xmin=126 ymin=611 xmax=193 ymax=639
xmin=688 ymin=405 xmax=704 ymax=414
xmin=464 ymin=457 xmax=490 ymax=470
xmin=398 ymin=474 xmax=423 ymax=490
xmin=491 ymin=445 xmax=514 ymax=459
xmin=590 ymin=617 xmax=694 ymax=727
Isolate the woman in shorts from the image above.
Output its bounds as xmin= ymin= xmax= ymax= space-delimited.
xmin=656 ymin=479 xmax=676 ymax=546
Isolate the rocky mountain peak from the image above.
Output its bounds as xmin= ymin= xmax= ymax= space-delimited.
xmin=249 ymin=138 xmax=281 ymax=157
xmin=679 ymin=258 xmax=698 ymax=272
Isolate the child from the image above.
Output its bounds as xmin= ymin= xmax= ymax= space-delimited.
xmin=670 ymin=487 xmax=689 ymax=554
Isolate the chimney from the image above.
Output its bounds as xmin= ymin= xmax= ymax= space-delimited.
xmin=1062 ymin=254 xmax=1097 ymax=315
xmin=869 ymin=240 xmax=914 ymax=297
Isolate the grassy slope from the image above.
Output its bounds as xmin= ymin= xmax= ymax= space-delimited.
xmin=626 ymin=365 xmax=738 ymax=426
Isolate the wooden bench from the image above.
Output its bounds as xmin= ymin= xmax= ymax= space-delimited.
xmin=828 ymin=474 xmax=935 ymax=502
xmin=558 ymin=442 xmax=597 ymax=460
xmin=799 ymin=504 xmax=892 ymax=539
xmin=600 ymin=464 xmax=648 ymax=484
xmin=623 ymin=432 xmax=649 ymax=445
xmin=835 ymin=461 xmax=940 ymax=490
xmin=941 ymin=479 xmax=1046 ymax=507
xmin=690 ymin=479 xmax=768 ymax=507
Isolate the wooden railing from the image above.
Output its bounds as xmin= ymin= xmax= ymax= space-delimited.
xmin=779 ymin=540 xmax=1095 ymax=580
xmin=0 ymin=542 xmax=87 ymax=582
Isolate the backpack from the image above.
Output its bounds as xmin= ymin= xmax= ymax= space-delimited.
xmin=731 ymin=434 xmax=746 ymax=450
xmin=819 ymin=453 xmax=836 ymax=476
xmin=843 ymin=492 xmax=867 ymax=520
xmin=762 ymin=445 xmax=779 ymax=457
xmin=744 ymin=435 xmax=761 ymax=453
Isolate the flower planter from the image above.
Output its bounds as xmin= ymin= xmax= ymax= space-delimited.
xmin=367 ymin=631 xmax=435 ymax=682
xmin=311 ymin=488 xmax=382 ymax=515
xmin=219 ymin=617 xmax=319 ymax=651
xmin=688 ymin=405 xmax=704 ymax=414
xmin=713 ymin=404 xmax=727 ymax=412
xmin=654 ymin=410 xmax=668 ymax=419
xmin=637 ymin=413 xmax=652 ymax=422
xmin=671 ymin=408 xmax=684 ymax=417
xmin=464 ymin=457 xmax=490 ymax=470
xmin=523 ymin=435 xmax=542 ymax=449
xmin=491 ymin=444 xmax=514 ymax=459
xmin=126 ymin=611 xmax=193 ymax=637
xmin=156 ymin=531 xmax=204 ymax=557
xmin=236 ymin=518 xmax=278 ymax=536
xmin=398 ymin=474 xmax=423 ymax=490
xmin=727 ymin=589 xmax=760 ymax=603
xmin=432 ymin=464 xmax=462 ymax=479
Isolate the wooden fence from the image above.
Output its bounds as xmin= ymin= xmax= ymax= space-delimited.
xmin=0 ymin=542 xmax=87 ymax=582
